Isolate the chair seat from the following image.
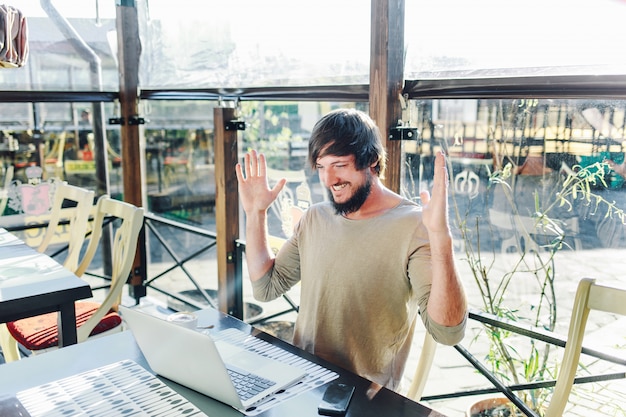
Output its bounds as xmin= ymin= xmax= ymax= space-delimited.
xmin=6 ymin=302 xmax=122 ymax=350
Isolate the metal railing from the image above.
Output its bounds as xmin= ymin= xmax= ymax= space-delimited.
xmin=141 ymin=212 xmax=219 ymax=311
xmin=5 ymin=213 xmax=624 ymax=416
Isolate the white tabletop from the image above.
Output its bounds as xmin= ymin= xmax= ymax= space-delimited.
xmin=0 ymin=227 xmax=92 ymax=346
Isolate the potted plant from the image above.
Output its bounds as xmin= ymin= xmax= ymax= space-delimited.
xmin=466 ymin=396 xmax=518 ymax=417
xmin=451 ymin=157 xmax=626 ymax=417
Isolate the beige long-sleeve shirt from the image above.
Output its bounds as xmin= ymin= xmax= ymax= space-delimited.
xmin=252 ymin=199 xmax=465 ymax=390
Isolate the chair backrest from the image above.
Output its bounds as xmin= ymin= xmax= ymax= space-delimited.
xmin=36 ymin=182 xmax=95 ymax=273
xmin=266 ymin=168 xmax=311 ymax=237
xmin=406 ymin=331 xmax=438 ymax=402
xmin=454 ymin=169 xmax=481 ymax=199
xmin=43 ymin=132 xmax=66 ymax=178
xmin=74 ymin=195 xmax=144 ymax=342
xmin=0 ymin=164 xmax=14 ymax=215
xmin=544 ymin=278 xmax=626 ymax=417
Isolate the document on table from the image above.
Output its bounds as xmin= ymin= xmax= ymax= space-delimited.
xmin=0 ymin=228 xmax=20 ymax=246
xmin=14 ymin=359 xmax=208 ymax=417
xmin=0 ymin=244 xmax=67 ymax=287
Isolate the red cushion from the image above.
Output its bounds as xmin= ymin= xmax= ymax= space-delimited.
xmin=6 ymin=302 xmax=122 ymax=351
xmin=164 ymin=156 xmax=188 ymax=165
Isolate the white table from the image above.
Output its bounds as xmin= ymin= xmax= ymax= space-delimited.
xmin=0 ymin=228 xmax=92 ymax=347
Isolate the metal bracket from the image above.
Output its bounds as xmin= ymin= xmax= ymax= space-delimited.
xmin=128 ymin=115 xmax=146 ymax=125
xmin=227 ymin=251 xmax=235 ymax=263
xmin=389 ymin=125 xmax=419 ymax=140
xmin=225 ymin=120 xmax=246 ymax=131
xmin=108 ymin=116 xmax=146 ymax=126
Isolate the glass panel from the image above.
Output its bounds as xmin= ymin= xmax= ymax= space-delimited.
xmin=0 ymin=101 xmax=121 ymax=218
xmin=403 ymin=99 xmax=626 ymax=252
xmin=6 ymin=0 xmax=118 ymax=91
xmin=402 ymin=97 xmax=626 ymax=324
xmin=405 ymin=0 xmax=626 ymax=79
xmin=143 ymin=100 xmax=217 ymax=224
xmin=402 ymin=97 xmax=626 ymax=398
xmin=238 ymin=101 xmax=367 ymax=240
xmin=142 ymin=100 xmax=365 ymax=230
xmin=138 ymin=0 xmax=370 ymax=89
xmin=13 ymin=1 xmax=626 ymax=89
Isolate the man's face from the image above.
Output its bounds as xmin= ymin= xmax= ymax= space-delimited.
xmin=315 ymin=154 xmax=373 ymax=215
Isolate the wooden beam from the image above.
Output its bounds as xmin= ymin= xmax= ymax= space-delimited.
xmin=369 ymin=0 xmax=405 ymax=193
xmin=214 ymin=107 xmax=243 ymax=319
xmin=116 ymin=2 xmax=146 ymax=299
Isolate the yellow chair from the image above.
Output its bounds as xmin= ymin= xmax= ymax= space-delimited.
xmin=406 ymin=332 xmax=438 ymax=402
xmin=4 ymin=196 xmax=144 ymax=359
xmin=543 ymin=278 xmax=626 ymax=417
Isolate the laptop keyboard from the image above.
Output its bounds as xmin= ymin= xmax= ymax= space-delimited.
xmin=207 ymin=328 xmax=339 ymax=416
xmin=227 ymin=368 xmax=276 ymax=400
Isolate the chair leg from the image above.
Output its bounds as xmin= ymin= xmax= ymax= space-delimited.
xmin=0 ymin=323 xmax=21 ymax=362
xmin=406 ymin=332 xmax=437 ymax=401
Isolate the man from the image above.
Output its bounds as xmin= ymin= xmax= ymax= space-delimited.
xmin=236 ymin=108 xmax=467 ymax=391
xmin=77 ymin=109 xmax=93 ymax=160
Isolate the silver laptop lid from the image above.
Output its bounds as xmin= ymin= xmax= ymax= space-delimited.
xmin=118 ymin=306 xmax=307 ymax=411
xmin=119 ymin=306 xmax=244 ymax=409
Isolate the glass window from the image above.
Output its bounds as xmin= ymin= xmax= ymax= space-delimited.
xmin=142 ymin=100 xmax=216 ymax=223
xmin=15 ymin=0 xmax=626 ymax=90
xmin=138 ymin=0 xmax=371 ymax=89
xmin=4 ymin=0 xmax=118 ymax=91
xmin=404 ymin=0 xmax=626 ymax=79
xmin=142 ymin=100 xmax=366 ymax=229
xmin=0 ymin=101 xmax=121 ymax=215
xmin=402 ymin=97 xmax=626 ymax=332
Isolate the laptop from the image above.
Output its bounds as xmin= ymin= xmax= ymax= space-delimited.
xmin=118 ymin=306 xmax=308 ymax=413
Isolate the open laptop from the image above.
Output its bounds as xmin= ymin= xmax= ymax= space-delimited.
xmin=119 ymin=306 xmax=308 ymax=413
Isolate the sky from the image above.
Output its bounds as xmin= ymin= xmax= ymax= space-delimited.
xmin=14 ymin=0 xmax=626 ymax=78
xmin=14 ymin=0 xmax=116 ymax=18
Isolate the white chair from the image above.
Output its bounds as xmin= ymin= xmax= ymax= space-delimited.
xmin=36 ymin=181 xmax=95 ymax=273
xmin=0 ymin=181 xmax=95 ymax=363
xmin=266 ymin=168 xmax=311 ymax=237
xmin=489 ymin=208 xmax=582 ymax=253
xmin=406 ymin=332 xmax=438 ymax=402
xmin=0 ymin=323 xmax=19 ymax=363
xmin=543 ymin=278 xmax=626 ymax=417
xmin=0 ymin=164 xmax=14 ymax=215
xmin=4 ymin=196 xmax=144 ymax=358
xmin=43 ymin=132 xmax=66 ymax=180
xmin=454 ymin=169 xmax=481 ymax=200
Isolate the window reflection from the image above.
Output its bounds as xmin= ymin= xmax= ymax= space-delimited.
xmin=403 ymin=99 xmax=626 ymax=250
xmin=0 ymin=97 xmax=624 ymax=333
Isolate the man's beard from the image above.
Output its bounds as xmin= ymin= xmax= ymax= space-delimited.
xmin=328 ymin=175 xmax=372 ymax=216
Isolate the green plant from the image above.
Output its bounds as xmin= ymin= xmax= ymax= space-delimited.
xmin=238 ymin=102 xmax=305 ymax=169
xmin=453 ymin=159 xmax=626 ymax=415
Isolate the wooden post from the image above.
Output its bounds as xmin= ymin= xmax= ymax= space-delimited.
xmin=369 ymin=0 xmax=405 ymax=193
xmin=214 ymin=107 xmax=243 ymax=319
xmin=116 ymin=1 xmax=146 ymax=300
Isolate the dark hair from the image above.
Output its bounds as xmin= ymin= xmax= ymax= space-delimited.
xmin=308 ymin=109 xmax=386 ymax=177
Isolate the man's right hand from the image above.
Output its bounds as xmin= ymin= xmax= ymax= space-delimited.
xmin=235 ymin=149 xmax=287 ymax=214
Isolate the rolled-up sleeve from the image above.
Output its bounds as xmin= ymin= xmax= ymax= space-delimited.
xmin=422 ymin=311 xmax=467 ymax=345
xmin=408 ymin=225 xmax=467 ymax=346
